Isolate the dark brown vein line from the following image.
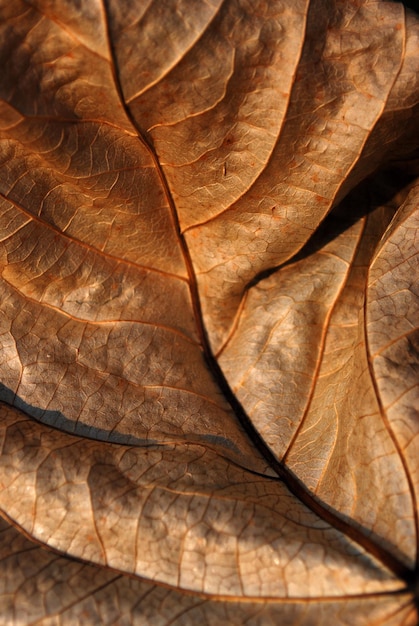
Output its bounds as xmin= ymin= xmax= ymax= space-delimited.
xmin=1 ymin=505 xmax=412 ymax=605
xmin=0 ymin=191 xmax=188 ymax=284
xmin=282 ymin=216 xmax=366 ymax=464
xmin=1 ymin=274 xmax=199 ymax=347
xmin=365 ymin=277 xmax=419 ymax=574
xmin=125 ymin=0 xmax=226 ymax=104
xmin=101 ymin=1 xmax=210 ymax=355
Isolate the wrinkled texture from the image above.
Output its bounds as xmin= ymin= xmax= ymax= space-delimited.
xmin=0 ymin=0 xmax=418 ymax=624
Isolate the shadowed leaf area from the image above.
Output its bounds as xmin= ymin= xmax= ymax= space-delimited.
xmin=0 ymin=0 xmax=418 ymax=624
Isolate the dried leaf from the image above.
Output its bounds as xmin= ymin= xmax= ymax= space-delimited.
xmin=0 ymin=0 xmax=418 ymax=623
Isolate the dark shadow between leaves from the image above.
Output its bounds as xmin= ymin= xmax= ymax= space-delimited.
xmin=0 ymin=383 xmax=253 ymax=456
xmin=0 ymin=382 xmax=159 ymax=446
xmin=246 ymin=165 xmax=418 ymax=292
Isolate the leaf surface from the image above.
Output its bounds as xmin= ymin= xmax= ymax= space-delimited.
xmin=0 ymin=0 xmax=418 ymax=623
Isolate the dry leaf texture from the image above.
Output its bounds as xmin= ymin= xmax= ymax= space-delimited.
xmin=0 ymin=0 xmax=418 ymax=624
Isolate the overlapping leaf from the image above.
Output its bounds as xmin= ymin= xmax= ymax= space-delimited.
xmin=0 ymin=0 xmax=418 ymax=623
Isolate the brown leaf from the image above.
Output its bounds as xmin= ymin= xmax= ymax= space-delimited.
xmin=0 ymin=515 xmax=415 ymax=625
xmin=1 ymin=515 xmax=416 ymax=626
xmin=0 ymin=0 xmax=418 ymax=623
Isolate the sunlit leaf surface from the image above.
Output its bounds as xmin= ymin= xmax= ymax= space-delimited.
xmin=0 ymin=0 xmax=418 ymax=623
